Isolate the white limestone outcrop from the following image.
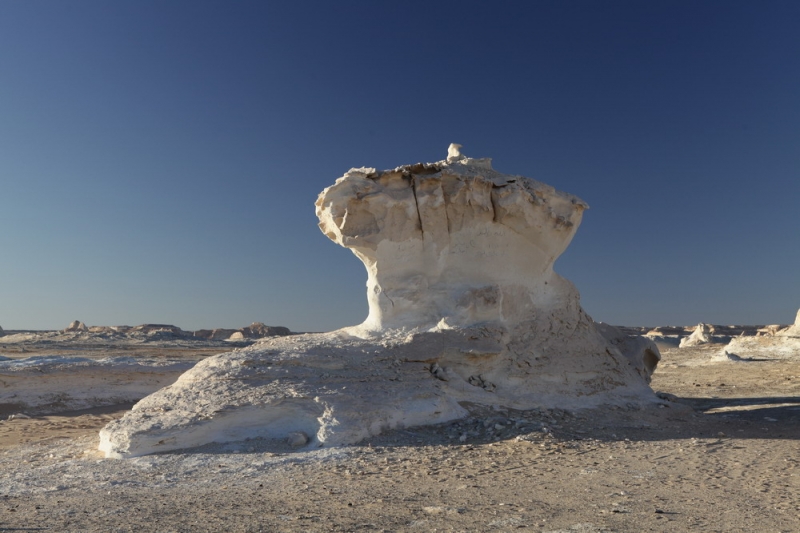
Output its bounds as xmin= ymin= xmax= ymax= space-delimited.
xmin=723 ymin=308 xmax=800 ymax=360
xmin=316 ymin=151 xmax=588 ymax=334
xmin=64 ymin=320 xmax=88 ymax=333
xmin=99 ymin=146 xmax=660 ymax=458
xmin=777 ymin=309 xmax=800 ymax=337
xmin=1 ymin=356 xmax=196 ymax=415
xmin=679 ymin=323 xmax=714 ymax=347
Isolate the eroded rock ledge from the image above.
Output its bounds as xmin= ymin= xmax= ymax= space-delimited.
xmin=99 ymin=146 xmax=660 ymax=458
xmin=316 ymin=151 xmax=587 ymax=333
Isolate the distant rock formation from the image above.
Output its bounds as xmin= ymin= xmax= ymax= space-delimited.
xmin=99 ymin=146 xmax=661 ymax=458
xmin=240 ymin=322 xmax=291 ymax=338
xmin=1 ymin=356 xmax=197 ymax=415
xmin=0 ymin=325 xmax=4 ymax=338
xmin=63 ymin=320 xmax=88 ymax=333
xmin=777 ymin=309 xmax=800 ymax=337
xmin=757 ymin=325 xmax=783 ymax=336
xmin=192 ymin=328 xmax=238 ymax=340
xmin=679 ymin=323 xmax=715 ymax=347
xmin=722 ymin=308 xmax=800 ymax=360
xmin=192 ymin=323 xmax=291 ymax=341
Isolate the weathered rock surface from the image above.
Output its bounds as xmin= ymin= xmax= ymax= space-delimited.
xmin=192 ymin=323 xmax=291 ymax=341
xmin=63 ymin=320 xmax=88 ymax=333
xmin=0 ymin=322 xmax=291 ymax=348
xmin=777 ymin=309 xmax=800 ymax=337
xmin=240 ymin=322 xmax=291 ymax=338
xmin=595 ymin=323 xmax=660 ymax=381
xmin=0 ymin=356 xmax=196 ymax=416
xmin=679 ymin=323 xmax=715 ymax=347
xmin=316 ymin=147 xmax=587 ymax=333
xmin=723 ymin=309 xmax=800 ymax=360
xmin=99 ymin=146 xmax=661 ymax=458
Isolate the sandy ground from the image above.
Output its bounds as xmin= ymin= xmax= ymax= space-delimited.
xmin=1 ymin=343 xmax=798 ymax=532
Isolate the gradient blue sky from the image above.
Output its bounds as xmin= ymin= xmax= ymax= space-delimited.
xmin=1 ymin=1 xmax=798 ymax=332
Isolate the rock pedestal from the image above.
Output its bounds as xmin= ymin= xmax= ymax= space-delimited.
xmin=316 ymin=151 xmax=587 ymax=333
xmin=99 ymin=146 xmax=660 ymax=458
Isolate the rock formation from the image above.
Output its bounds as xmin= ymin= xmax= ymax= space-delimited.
xmin=723 ymin=308 xmax=800 ymax=360
xmin=316 ymin=146 xmax=587 ymax=334
xmin=679 ymin=323 xmax=715 ymax=347
xmin=240 ymin=322 xmax=291 ymax=338
xmin=1 ymin=356 xmax=196 ymax=416
xmin=0 ymin=325 xmax=4 ymax=338
xmin=191 ymin=323 xmax=291 ymax=341
xmin=777 ymin=309 xmax=800 ymax=337
xmin=99 ymin=146 xmax=661 ymax=458
xmin=63 ymin=320 xmax=88 ymax=333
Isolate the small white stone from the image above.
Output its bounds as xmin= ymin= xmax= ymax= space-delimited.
xmin=287 ymin=431 xmax=309 ymax=448
xmin=447 ymin=143 xmax=464 ymax=162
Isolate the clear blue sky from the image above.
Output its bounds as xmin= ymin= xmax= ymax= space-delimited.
xmin=1 ymin=1 xmax=798 ymax=331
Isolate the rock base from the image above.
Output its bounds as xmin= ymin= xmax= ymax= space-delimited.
xmin=100 ymin=321 xmax=658 ymax=458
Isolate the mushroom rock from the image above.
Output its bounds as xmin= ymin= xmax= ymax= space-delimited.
xmin=98 ymin=146 xmax=660 ymax=458
xmin=317 ymin=146 xmax=587 ymax=334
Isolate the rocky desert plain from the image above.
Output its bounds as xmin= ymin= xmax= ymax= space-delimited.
xmin=1 ymin=148 xmax=798 ymax=532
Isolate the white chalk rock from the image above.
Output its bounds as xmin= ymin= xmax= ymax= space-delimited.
xmin=99 ymin=147 xmax=659 ymax=458
xmin=1 ymin=356 xmax=196 ymax=415
xmin=722 ymin=308 xmax=800 ymax=360
xmin=316 ymin=147 xmax=587 ymax=334
xmin=679 ymin=323 xmax=714 ymax=348
xmin=63 ymin=320 xmax=88 ymax=333
xmin=777 ymin=309 xmax=800 ymax=337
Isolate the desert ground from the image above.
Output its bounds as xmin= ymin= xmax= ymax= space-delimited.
xmin=1 ymin=338 xmax=798 ymax=532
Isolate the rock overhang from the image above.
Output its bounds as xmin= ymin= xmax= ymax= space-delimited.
xmin=97 ymin=145 xmax=660 ymax=459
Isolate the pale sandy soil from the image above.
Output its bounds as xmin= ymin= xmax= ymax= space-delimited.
xmin=1 ymin=343 xmax=798 ymax=532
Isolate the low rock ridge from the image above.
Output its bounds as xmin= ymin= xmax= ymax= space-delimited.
xmin=0 ymin=322 xmax=292 ymax=344
xmin=722 ymin=308 xmax=800 ymax=360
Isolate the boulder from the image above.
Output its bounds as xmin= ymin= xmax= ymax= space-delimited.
xmin=99 ymin=146 xmax=660 ymax=458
